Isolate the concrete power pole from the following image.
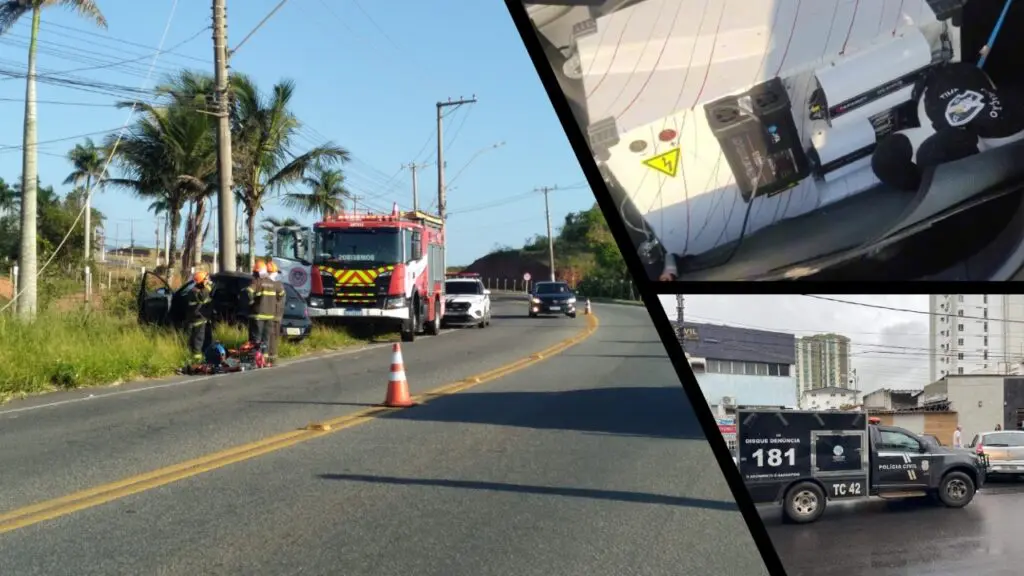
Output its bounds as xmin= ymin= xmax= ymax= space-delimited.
xmin=404 ymin=162 xmax=427 ymax=212
xmin=436 ymin=96 xmax=477 ymax=274
xmin=213 ymin=0 xmax=237 ymax=272
xmin=535 ymin=186 xmax=556 ymax=281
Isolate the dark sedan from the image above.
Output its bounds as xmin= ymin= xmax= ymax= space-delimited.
xmin=137 ymin=271 xmax=311 ymax=342
xmin=527 ymin=281 xmax=577 ymax=318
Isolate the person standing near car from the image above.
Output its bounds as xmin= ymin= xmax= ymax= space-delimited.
xmin=186 ymin=270 xmax=214 ymax=364
xmin=266 ymin=260 xmax=286 ymax=365
xmin=244 ymin=260 xmax=278 ymax=354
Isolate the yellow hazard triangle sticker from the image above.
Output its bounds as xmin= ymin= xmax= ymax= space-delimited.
xmin=642 ymin=147 xmax=681 ymax=177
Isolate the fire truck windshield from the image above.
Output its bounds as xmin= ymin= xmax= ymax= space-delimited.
xmin=314 ymin=228 xmax=401 ymax=265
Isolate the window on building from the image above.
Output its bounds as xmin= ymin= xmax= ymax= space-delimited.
xmin=984 ymin=322 xmax=989 ymax=332
xmin=958 ymin=324 xmax=964 ymax=331
xmin=958 ymin=295 xmax=964 ymax=302
xmin=958 ymin=352 xmax=964 ymax=360
xmin=984 ymin=308 xmax=988 ymax=319
xmin=958 ymin=367 xmax=964 ymax=375
xmin=768 ymin=364 xmax=779 ymax=376
xmin=984 ymin=350 xmax=989 ymax=360
xmin=779 ymin=364 xmax=790 ymax=377
xmin=756 ymin=363 xmax=768 ymax=376
xmin=984 ymin=295 xmax=988 ymax=304
xmin=958 ymin=309 xmax=964 ymax=316
xmin=958 ymin=338 xmax=964 ymax=346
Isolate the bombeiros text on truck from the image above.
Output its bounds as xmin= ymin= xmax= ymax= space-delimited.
xmin=270 ymin=203 xmax=446 ymax=342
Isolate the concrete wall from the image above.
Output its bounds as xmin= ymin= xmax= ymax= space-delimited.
xmin=947 ymin=376 xmax=1005 ymax=444
xmin=694 ymin=373 xmax=798 ymax=408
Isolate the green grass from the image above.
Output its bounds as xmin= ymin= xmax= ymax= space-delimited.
xmin=0 ymin=287 xmax=377 ymax=404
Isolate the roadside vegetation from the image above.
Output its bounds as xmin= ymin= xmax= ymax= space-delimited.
xmin=465 ymin=204 xmax=642 ymax=301
xmin=0 ymin=58 xmax=371 ymax=402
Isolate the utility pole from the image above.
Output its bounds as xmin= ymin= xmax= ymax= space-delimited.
xmin=129 ymin=218 xmax=135 ymax=266
xmin=435 ymin=96 xmax=477 ymax=224
xmin=404 ymin=162 xmax=428 ymax=212
xmin=155 ymin=218 xmax=161 ymax=267
xmin=213 ymin=0 xmax=237 ymax=272
xmin=535 ymin=186 xmax=557 ymax=282
xmin=436 ymin=95 xmax=476 ymax=275
xmin=677 ymin=294 xmax=685 ymax=348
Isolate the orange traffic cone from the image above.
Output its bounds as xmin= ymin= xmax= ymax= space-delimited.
xmin=383 ymin=343 xmax=415 ymax=407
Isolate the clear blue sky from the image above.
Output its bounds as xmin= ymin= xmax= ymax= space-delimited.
xmin=0 ymin=0 xmax=592 ymax=266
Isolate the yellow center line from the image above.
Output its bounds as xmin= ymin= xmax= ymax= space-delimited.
xmin=0 ymin=313 xmax=600 ymax=535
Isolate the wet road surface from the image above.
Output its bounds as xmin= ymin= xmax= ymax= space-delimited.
xmin=765 ymin=480 xmax=1024 ymax=576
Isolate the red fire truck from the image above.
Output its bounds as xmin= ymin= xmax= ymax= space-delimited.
xmin=271 ymin=204 xmax=446 ymax=342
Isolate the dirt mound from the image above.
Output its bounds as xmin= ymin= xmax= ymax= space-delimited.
xmin=463 ymin=250 xmax=550 ymax=281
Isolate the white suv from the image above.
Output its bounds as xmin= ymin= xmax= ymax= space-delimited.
xmin=442 ymin=276 xmax=491 ymax=328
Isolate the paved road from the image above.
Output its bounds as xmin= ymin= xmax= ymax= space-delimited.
xmin=765 ymin=480 xmax=1024 ymax=576
xmin=0 ymin=297 xmax=767 ymax=576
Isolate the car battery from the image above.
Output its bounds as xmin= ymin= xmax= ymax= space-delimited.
xmin=704 ymin=77 xmax=809 ymax=203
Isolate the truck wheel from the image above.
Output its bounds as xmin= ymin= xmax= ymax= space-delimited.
xmin=937 ymin=471 xmax=976 ymax=508
xmin=425 ymin=298 xmax=441 ymax=335
xmin=401 ymin=300 xmax=418 ymax=342
xmin=783 ymin=482 xmax=826 ymax=524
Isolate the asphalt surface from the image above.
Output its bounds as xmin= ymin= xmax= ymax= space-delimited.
xmin=0 ymin=296 xmax=767 ymax=576
xmin=765 ymin=480 xmax=1024 ymax=576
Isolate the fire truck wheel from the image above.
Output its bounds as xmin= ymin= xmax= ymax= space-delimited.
xmin=401 ymin=299 xmax=419 ymax=342
xmin=425 ymin=298 xmax=441 ymax=335
xmin=783 ymin=481 xmax=826 ymax=524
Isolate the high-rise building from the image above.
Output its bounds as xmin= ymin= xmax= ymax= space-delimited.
xmin=795 ymin=334 xmax=852 ymax=396
xmin=929 ymin=295 xmax=1024 ymax=381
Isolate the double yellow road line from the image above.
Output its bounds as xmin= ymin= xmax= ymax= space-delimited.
xmin=0 ymin=313 xmax=599 ymax=535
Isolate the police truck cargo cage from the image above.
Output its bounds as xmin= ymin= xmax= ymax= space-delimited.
xmin=736 ymin=409 xmax=987 ymax=524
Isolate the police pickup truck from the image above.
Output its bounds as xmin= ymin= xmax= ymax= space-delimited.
xmin=736 ymin=409 xmax=987 ymax=524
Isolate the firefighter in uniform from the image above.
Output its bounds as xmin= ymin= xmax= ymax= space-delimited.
xmin=244 ymin=260 xmax=279 ymax=356
xmin=186 ymin=270 xmax=214 ymax=364
xmin=266 ymin=260 xmax=286 ymax=365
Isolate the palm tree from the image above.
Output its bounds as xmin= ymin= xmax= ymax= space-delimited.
xmin=0 ymin=0 xmax=107 ymax=320
xmin=0 ymin=178 xmax=15 ymax=218
xmin=230 ymin=73 xmax=349 ymax=269
xmin=64 ymin=137 xmax=108 ymax=262
xmin=104 ymin=75 xmax=217 ymax=276
xmin=284 ymin=165 xmax=351 ymax=219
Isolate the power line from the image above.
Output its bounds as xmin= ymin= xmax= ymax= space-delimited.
xmin=2 ymin=0 xmax=182 ymax=317
xmin=803 ymin=294 xmax=1024 ymax=325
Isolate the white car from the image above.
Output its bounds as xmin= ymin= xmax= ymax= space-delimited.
xmin=442 ymin=276 xmax=491 ymax=328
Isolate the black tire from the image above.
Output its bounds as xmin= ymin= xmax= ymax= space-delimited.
xmin=569 ymin=313 xmax=577 ymax=319
xmin=425 ymin=299 xmax=440 ymax=335
xmin=528 ymin=312 xmax=537 ymax=318
xmin=783 ymin=482 xmax=826 ymax=524
xmin=401 ymin=299 xmax=418 ymax=342
xmin=937 ymin=471 xmax=976 ymax=508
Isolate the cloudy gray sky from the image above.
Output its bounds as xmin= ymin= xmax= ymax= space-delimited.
xmin=659 ymin=295 xmax=931 ymax=393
